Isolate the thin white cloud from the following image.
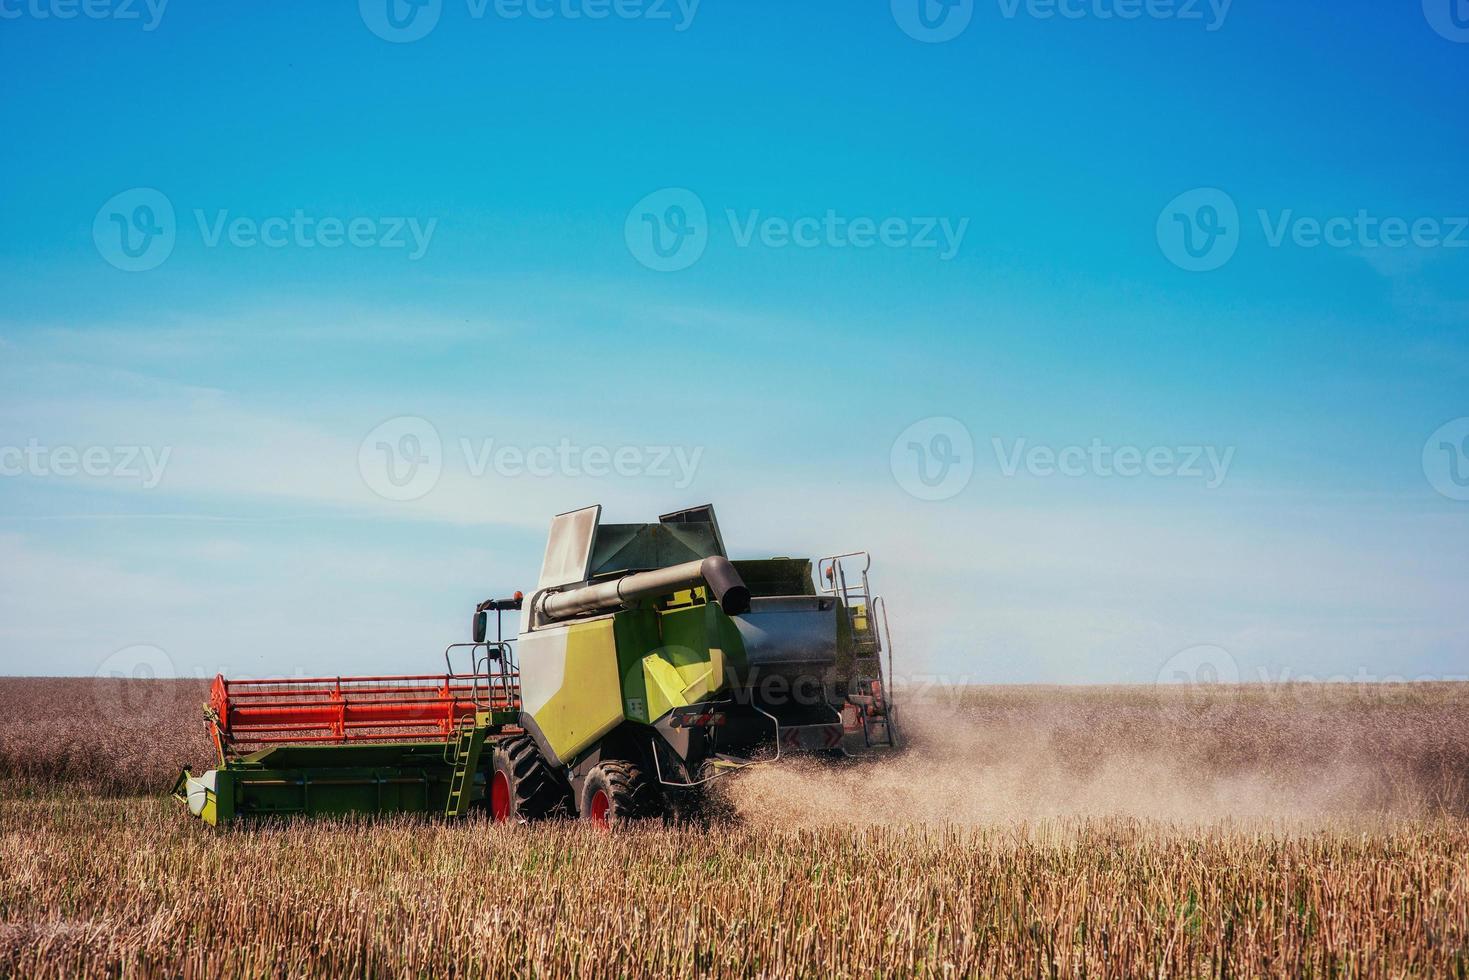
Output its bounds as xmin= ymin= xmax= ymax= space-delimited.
xmin=2 ymin=307 xmax=1466 ymax=682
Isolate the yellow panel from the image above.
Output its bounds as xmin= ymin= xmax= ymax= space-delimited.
xmin=641 ymin=646 xmax=724 ymax=720
xmin=530 ymin=619 xmax=626 ymax=761
xmin=678 ymin=645 xmax=724 ymax=702
xmin=641 ymin=653 xmax=688 ymax=720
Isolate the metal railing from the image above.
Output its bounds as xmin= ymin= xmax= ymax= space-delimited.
xmin=443 ymin=640 xmax=519 ymax=713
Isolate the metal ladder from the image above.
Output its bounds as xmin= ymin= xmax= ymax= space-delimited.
xmin=818 ymin=553 xmax=899 ymax=749
xmin=865 ymin=596 xmax=898 ymax=749
xmin=443 ymin=717 xmax=487 ymax=818
xmin=440 ymin=641 xmax=508 ymax=818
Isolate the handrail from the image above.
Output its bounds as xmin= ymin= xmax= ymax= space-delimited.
xmin=816 ymin=551 xmax=872 ymax=594
xmin=871 ymin=594 xmax=900 ymax=750
xmin=444 ymin=640 xmax=515 ymax=711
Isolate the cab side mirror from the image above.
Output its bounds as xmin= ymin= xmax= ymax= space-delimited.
xmin=472 ymin=610 xmax=488 ymax=644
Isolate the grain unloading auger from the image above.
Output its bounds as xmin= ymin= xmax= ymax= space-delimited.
xmin=175 ymin=504 xmax=899 ymax=826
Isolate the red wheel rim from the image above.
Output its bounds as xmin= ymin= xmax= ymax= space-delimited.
xmin=588 ymin=788 xmax=610 ymax=827
xmin=490 ymin=770 xmax=511 ymax=822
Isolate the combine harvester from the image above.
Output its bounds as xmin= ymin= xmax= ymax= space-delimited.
xmin=175 ymin=504 xmax=899 ymax=827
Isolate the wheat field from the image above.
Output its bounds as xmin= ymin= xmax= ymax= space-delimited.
xmin=4 ymin=678 xmax=1469 ymax=977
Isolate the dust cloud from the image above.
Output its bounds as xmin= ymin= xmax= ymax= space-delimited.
xmin=727 ymin=684 xmax=1469 ymax=829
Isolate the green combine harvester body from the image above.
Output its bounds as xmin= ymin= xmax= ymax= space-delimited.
xmin=176 ymin=504 xmax=899 ymax=827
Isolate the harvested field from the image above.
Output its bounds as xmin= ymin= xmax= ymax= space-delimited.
xmin=3 ymin=678 xmax=1469 ymax=977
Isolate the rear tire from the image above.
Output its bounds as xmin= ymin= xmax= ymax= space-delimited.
xmin=492 ymin=735 xmax=571 ymax=822
xmin=580 ymin=760 xmax=663 ymax=828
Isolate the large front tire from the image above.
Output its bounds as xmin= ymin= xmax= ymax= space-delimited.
xmin=492 ymin=735 xmax=571 ymax=822
xmin=580 ymin=760 xmax=663 ymax=828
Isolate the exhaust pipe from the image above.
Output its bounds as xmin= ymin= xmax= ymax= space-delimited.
xmin=537 ymin=556 xmax=750 ymax=623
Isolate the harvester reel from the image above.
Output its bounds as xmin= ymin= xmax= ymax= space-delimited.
xmin=492 ymin=736 xmax=572 ymax=823
xmin=581 ymin=760 xmax=663 ymax=828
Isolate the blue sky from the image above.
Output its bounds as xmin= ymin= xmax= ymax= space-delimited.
xmin=1 ymin=0 xmax=1466 ymax=686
